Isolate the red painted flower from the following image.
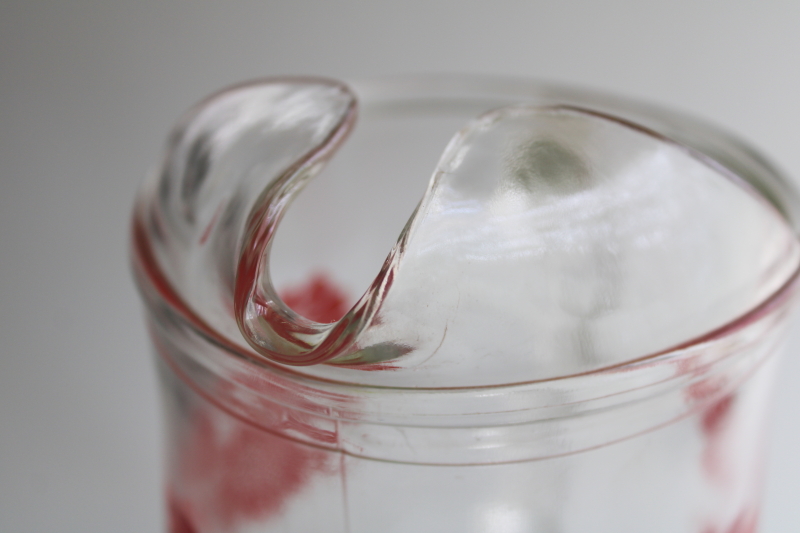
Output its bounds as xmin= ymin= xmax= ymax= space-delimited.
xmin=167 ymin=274 xmax=350 ymax=532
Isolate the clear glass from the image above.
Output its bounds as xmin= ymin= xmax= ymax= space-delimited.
xmin=132 ymin=75 xmax=800 ymax=533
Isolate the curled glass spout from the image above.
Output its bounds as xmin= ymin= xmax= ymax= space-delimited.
xmin=137 ymin=78 xmax=800 ymax=387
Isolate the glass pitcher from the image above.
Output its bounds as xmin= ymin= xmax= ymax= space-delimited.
xmin=131 ymin=75 xmax=800 ymax=533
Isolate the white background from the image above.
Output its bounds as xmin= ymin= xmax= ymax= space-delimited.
xmin=2 ymin=1 xmax=800 ymax=531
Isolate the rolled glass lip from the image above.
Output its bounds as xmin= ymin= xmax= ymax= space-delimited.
xmin=132 ymin=73 xmax=800 ymax=398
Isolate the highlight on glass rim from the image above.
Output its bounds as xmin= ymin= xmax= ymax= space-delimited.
xmin=131 ymin=75 xmax=800 ymax=533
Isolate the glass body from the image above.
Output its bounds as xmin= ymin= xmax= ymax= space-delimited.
xmin=133 ymin=75 xmax=800 ymax=533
